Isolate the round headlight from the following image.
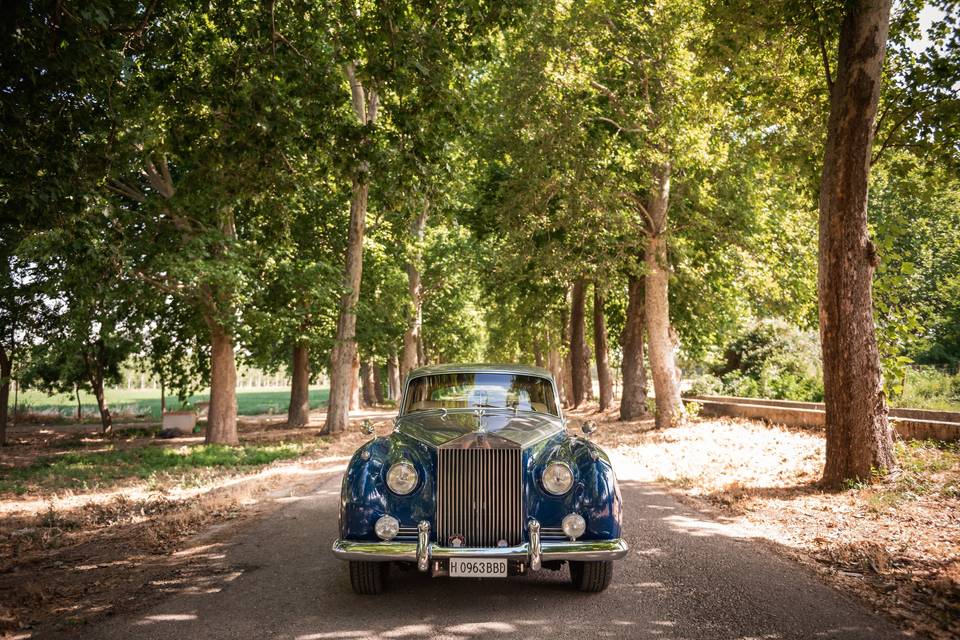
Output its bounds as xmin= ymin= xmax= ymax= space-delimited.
xmin=542 ymin=461 xmax=574 ymax=495
xmin=386 ymin=461 xmax=418 ymax=495
xmin=562 ymin=513 xmax=586 ymax=540
xmin=375 ymin=515 xmax=400 ymax=541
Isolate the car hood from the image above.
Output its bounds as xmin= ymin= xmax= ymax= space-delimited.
xmin=394 ymin=410 xmax=565 ymax=449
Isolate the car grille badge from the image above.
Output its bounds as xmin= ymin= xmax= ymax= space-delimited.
xmin=449 ymin=534 xmax=465 ymax=547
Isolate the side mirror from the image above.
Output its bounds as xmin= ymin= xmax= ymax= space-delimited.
xmin=361 ymin=419 xmax=375 ymax=436
xmin=581 ymin=420 xmax=597 ymax=436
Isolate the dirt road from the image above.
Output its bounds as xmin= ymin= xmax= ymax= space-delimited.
xmin=63 ymin=454 xmax=907 ymax=640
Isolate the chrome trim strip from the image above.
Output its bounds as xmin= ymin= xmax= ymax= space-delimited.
xmin=331 ymin=538 xmax=629 ymax=563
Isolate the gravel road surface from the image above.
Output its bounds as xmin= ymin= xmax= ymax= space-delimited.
xmin=67 ymin=456 xmax=907 ymax=640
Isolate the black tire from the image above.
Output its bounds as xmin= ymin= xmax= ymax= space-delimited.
xmin=349 ymin=561 xmax=387 ymax=595
xmin=569 ymin=560 xmax=613 ymax=592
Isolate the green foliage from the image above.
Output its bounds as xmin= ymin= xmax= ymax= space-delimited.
xmin=898 ymin=367 xmax=960 ymax=411
xmin=707 ymin=320 xmax=824 ymax=402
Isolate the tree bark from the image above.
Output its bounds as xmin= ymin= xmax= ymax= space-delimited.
xmin=160 ymin=375 xmax=166 ymax=415
xmin=401 ymin=204 xmax=428 ymax=381
xmin=560 ymin=304 xmax=574 ymax=407
xmin=360 ymin=358 xmax=377 ymax=407
xmin=325 ymin=63 xmax=377 ymax=435
xmin=349 ymin=349 xmax=361 ymax=411
xmin=288 ymin=342 xmax=311 ymax=427
xmin=206 ymin=324 xmax=238 ymax=444
xmin=387 ymin=352 xmax=401 ymax=401
xmin=620 ymin=275 xmax=649 ymax=420
xmin=819 ymin=0 xmax=896 ymax=486
xmin=75 ymin=384 xmax=82 ymax=422
xmin=326 ymin=173 xmax=368 ymax=433
xmin=569 ymin=279 xmax=589 ymax=407
xmin=84 ymin=340 xmax=113 ymax=433
xmin=644 ymin=162 xmax=685 ymax=429
xmin=593 ymin=285 xmax=613 ymax=411
xmin=548 ymin=342 xmax=564 ymax=402
xmin=373 ymin=362 xmax=385 ymax=404
xmin=0 ymin=344 xmax=10 ymax=446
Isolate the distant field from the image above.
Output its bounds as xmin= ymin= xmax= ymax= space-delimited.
xmin=13 ymin=387 xmax=330 ymax=421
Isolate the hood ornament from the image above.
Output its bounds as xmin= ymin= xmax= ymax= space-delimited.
xmin=474 ymin=407 xmax=486 ymax=435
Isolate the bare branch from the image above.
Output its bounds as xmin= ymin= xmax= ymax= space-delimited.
xmin=343 ymin=62 xmax=367 ymax=123
xmin=106 ymin=179 xmax=146 ymax=203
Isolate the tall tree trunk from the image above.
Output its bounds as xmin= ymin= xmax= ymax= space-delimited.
xmin=75 ymin=384 xmax=82 ymax=422
xmin=644 ymin=163 xmax=685 ymax=429
xmin=401 ymin=204 xmax=429 ymax=381
xmin=288 ymin=342 xmax=311 ymax=427
xmin=819 ymin=0 xmax=895 ymax=486
xmin=560 ymin=305 xmax=574 ymax=407
xmin=325 ymin=63 xmax=378 ymax=435
xmin=534 ymin=345 xmax=545 ymax=368
xmin=160 ymin=375 xmax=166 ymax=415
xmin=620 ymin=275 xmax=649 ymax=420
xmin=326 ymin=175 xmax=367 ymax=433
xmin=593 ymin=285 xmax=613 ymax=411
xmin=349 ymin=350 xmax=361 ymax=411
xmin=387 ymin=352 xmax=401 ymax=401
xmin=206 ymin=324 xmax=238 ymax=444
xmin=0 ymin=345 xmax=9 ymax=446
xmin=360 ymin=358 xmax=376 ymax=407
xmin=569 ymin=279 xmax=589 ymax=408
xmin=548 ymin=341 xmax=564 ymax=402
xmin=373 ymin=362 xmax=385 ymax=404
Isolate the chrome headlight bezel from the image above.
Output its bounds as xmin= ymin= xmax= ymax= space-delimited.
xmin=385 ymin=461 xmax=419 ymax=495
xmin=542 ymin=461 xmax=574 ymax=495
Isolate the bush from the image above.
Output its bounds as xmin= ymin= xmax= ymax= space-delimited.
xmin=708 ymin=320 xmax=824 ymax=402
xmin=898 ymin=367 xmax=960 ymax=411
xmin=688 ymin=373 xmax=725 ymax=396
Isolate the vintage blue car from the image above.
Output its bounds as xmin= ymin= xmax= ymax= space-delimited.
xmin=331 ymin=363 xmax=627 ymax=594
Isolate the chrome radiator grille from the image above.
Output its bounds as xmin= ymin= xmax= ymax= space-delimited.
xmin=436 ymin=447 xmax=523 ymax=548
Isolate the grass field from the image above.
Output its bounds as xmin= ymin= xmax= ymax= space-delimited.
xmin=0 ymin=441 xmax=317 ymax=495
xmin=12 ymin=387 xmax=330 ymax=422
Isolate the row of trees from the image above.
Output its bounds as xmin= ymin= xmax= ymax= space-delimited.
xmin=2 ymin=1 xmax=957 ymax=485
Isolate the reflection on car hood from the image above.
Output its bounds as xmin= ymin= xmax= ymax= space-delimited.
xmin=395 ymin=410 xmax=564 ymax=449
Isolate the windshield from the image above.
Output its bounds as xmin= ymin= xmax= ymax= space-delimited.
xmin=402 ymin=372 xmax=559 ymax=416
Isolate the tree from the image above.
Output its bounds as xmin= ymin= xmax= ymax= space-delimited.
xmin=619 ymin=275 xmax=649 ymax=419
xmin=818 ymin=0 xmax=897 ymax=485
xmin=20 ymin=218 xmax=141 ymax=433
xmin=593 ymin=284 xmax=614 ymax=410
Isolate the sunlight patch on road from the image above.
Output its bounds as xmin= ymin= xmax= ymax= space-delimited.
xmin=445 ymin=621 xmax=517 ymax=634
xmin=662 ymin=514 xmax=752 ymax=538
xmin=296 ymin=632 xmax=374 ymax=639
xmin=134 ymin=613 xmax=199 ymax=625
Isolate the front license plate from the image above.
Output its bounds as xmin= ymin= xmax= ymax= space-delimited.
xmin=449 ymin=558 xmax=508 ymax=578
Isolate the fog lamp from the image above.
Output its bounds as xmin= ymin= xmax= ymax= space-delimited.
xmin=561 ymin=513 xmax=586 ymax=540
xmin=375 ymin=515 xmax=400 ymax=541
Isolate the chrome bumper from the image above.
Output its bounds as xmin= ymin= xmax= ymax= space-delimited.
xmin=331 ymin=519 xmax=629 ymax=572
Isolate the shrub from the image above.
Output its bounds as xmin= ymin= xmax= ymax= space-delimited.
xmin=898 ymin=367 xmax=960 ymax=411
xmin=710 ymin=320 xmax=823 ymax=402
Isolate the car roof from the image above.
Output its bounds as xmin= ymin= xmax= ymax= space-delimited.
xmin=406 ymin=362 xmax=554 ymax=381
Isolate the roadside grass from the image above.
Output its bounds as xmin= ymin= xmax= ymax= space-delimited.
xmin=895 ymin=367 xmax=960 ymax=412
xmin=11 ymin=387 xmax=331 ymax=423
xmin=0 ymin=441 xmax=319 ymax=495
xmin=865 ymin=440 xmax=960 ymax=510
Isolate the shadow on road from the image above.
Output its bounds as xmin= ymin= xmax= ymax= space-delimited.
xmin=51 ymin=474 xmax=909 ymax=640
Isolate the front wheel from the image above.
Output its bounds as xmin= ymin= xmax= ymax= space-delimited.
xmin=349 ymin=561 xmax=387 ymax=595
xmin=569 ymin=560 xmax=613 ymax=592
